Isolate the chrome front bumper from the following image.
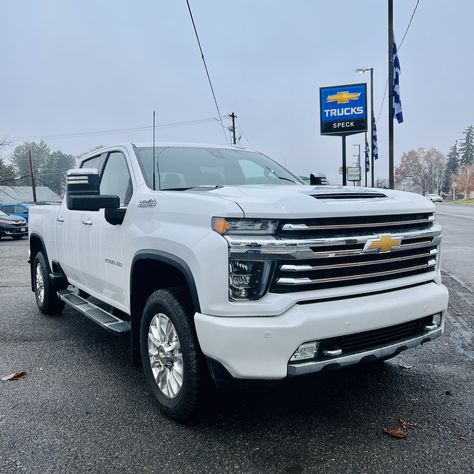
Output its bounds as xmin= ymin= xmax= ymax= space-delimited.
xmin=287 ymin=326 xmax=443 ymax=376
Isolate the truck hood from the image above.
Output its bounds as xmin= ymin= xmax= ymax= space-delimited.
xmin=195 ymin=185 xmax=434 ymax=218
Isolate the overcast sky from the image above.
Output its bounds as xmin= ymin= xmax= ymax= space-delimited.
xmin=1 ymin=0 xmax=473 ymax=183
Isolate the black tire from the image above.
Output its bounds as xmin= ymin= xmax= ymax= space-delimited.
xmin=12 ymin=235 xmax=24 ymax=240
xmin=140 ymin=288 xmax=209 ymax=421
xmin=33 ymin=252 xmax=65 ymax=315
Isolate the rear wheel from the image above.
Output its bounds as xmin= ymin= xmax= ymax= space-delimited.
xmin=140 ymin=288 xmax=209 ymax=421
xmin=33 ymin=252 xmax=65 ymax=315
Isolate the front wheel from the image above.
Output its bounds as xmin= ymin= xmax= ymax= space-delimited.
xmin=140 ymin=288 xmax=209 ymax=421
xmin=33 ymin=252 xmax=65 ymax=315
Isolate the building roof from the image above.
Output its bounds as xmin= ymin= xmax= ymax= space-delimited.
xmin=0 ymin=186 xmax=61 ymax=203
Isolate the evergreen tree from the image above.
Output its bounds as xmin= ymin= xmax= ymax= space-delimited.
xmin=459 ymin=125 xmax=474 ymax=166
xmin=9 ymin=141 xmax=75 ymax=196
xmin=0 ymin=138 xmax=17 ymax=185
xmin=10 ymin=141 xmax=50 ymax=179
xmin=0 ymin=158 xmax=17 ymax=185
xmin=40 ymin=150 xmax=75 ymax=195
xmin=442 ymin=141 xmax=460 ymax=193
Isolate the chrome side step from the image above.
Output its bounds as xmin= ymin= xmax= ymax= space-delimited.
xmin=57 ymin=289 xmax=131 ymax=335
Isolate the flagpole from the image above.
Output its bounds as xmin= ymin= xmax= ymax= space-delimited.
xmin=388 ymin=0 xmax=395 ymax=189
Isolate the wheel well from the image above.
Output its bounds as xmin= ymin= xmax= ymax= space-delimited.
xmin=130 ymin=257 xmax=200 ymax=366
xmin=29 ymin=234 xmax=46 ymax=291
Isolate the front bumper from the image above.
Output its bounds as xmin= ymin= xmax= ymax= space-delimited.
xmin=194 ymin=282 xmax=449 ymax=380
xmin=0 ymin=225 xmax=28 ymax=236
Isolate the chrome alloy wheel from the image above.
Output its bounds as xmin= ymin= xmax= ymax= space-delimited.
xmin=35 ymin=262 xmax=45 ymax=304
xmin=148 ymin=313 xmax=183 ymax=398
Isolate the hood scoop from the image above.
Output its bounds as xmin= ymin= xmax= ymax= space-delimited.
xmin=311 ymin=192 xmax=387 ymax=199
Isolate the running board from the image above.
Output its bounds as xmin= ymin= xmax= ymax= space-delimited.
xmin=57 ymin=289 xmax=131 ymax=335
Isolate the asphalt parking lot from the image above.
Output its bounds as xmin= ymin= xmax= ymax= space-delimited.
xmin=1 ymin=206 xmax=473 ymax=473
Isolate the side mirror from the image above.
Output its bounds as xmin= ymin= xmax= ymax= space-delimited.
xmin=66 ymin=168 xmax=119 ymax=211
xmin=310 ymin=173 xmax=328 ymax=185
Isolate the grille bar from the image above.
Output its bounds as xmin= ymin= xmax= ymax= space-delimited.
xmin=309 ymin=238 xmax=435 ymax=258
xmin=282 ymin=216 xmax=434 ymax=231
xmin=280 ymin=249 xmax=437 ymax=272
xmin=276 ymin=259 xmax=436 ymax=286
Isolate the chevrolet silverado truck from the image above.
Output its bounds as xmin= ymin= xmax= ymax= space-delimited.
xmin=28 ymin=143 xmax=449 ymax=420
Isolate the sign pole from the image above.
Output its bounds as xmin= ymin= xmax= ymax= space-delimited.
xmin=342 ymin=136 xmax=347 ymax=186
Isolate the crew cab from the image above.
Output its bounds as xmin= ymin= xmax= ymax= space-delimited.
xmin=28 ymin=143 xmax=449 ymax=420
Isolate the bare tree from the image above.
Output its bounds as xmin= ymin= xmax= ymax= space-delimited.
xmin=395 ymin=148 xmax=446 ymax=195
xmin=453 ymin=164 xmax=474 ymax=199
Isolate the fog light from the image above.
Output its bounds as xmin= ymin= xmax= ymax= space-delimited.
xmin=290 ymin=341 xmax=319 ymax=362
xmin=432 ymin=313 xmax=442 ymax=326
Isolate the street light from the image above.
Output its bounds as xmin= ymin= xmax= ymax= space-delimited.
xmin=352 ymin=143 xmax=361 ymax=186
xmin=355 ymin=67 xmax=374 ymax=187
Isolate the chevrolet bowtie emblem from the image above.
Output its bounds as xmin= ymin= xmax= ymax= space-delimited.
xmin=326 ymin=91 xmax=361 ymax=104
xmin=363 ymin=234 xmax=402 ymax=253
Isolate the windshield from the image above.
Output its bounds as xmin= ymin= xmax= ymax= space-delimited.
xmin=0 ymin=210 xmax=8 ymax=217
xmin=135 ymin=146 xmax=302 ymax=190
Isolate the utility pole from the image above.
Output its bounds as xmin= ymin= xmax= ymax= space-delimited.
xmin=28 ymin=149 xmax=37 ymax=203
xmin=388 ymin=0 xmax=395 ymax=189
xmin=229 ymin=112 xmax=237 ymax=145
xmin=355 ymin=67 xmax=375 ymax=186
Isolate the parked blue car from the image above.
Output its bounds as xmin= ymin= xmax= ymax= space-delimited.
xmin=0 ymin=203 xmax=31 ymax=222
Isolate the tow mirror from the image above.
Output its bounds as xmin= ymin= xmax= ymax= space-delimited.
xmin=310 ymin=173 xmax=328 ymax=185
xmin=66 ymin=168 xmax=119 ymax=211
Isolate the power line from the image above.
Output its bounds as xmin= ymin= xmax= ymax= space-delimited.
xmin=398 ymin=0 xmax=420 ymax=50
xmin=376 ymin=0 xmax=421 ymax=124
xmin=184 ymin=0 xmax=228 ymax=143
xmin=10 ymin=118 xmax=218 ymax=142
xmin=376 ymin=79 xmax=388 ymax=123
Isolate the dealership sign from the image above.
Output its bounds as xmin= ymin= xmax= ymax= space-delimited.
xmin=320 ymin=83 xmax=367 ymax=136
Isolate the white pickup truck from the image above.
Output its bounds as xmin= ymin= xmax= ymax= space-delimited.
xmin=29 ymin=143 xmax=449 ymax=420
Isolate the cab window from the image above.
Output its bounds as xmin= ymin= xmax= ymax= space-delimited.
xmin=81 ymin=154 xmax=102 ymax=169
xmin=100 ymin=152 xmax=133 ymax=207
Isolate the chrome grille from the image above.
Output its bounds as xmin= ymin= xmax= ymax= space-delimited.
xmin=271 ymin=213 xmax=438 ymax=293
xmin=225 ymin=212 xmax=440 ymax=296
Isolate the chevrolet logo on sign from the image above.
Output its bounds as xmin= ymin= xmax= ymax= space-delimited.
xmin=363 ymin=234 xmax=402 ymax=253
xmin=326 ymin=91 xmax=361 ymax=104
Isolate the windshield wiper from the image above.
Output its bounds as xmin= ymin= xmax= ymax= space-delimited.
xmin=265 ymin=167 xmax=297 ymax=184
xmin=160 ymin=187 xmax=193 ymax=191
xmin=161 ymin=185 xmax=223 ymax=191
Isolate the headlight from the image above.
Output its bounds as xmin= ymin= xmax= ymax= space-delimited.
xmin=228 ymin=260 xmax=274 ymax=300
xmin=212 ymin=217 xmax=278 ymax=235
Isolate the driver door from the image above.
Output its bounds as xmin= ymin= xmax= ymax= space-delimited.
xmin=79 ymin=150 xmax=133 ymax=309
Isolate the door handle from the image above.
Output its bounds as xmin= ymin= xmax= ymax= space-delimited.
xmin=81 ymin=218 xmax=93 ymax=226
xmin=57 ymin=216 xmax=64 ymax=223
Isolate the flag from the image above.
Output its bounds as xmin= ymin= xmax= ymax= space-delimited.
xmin=393 ymin=40 xmax=403 ymax=123
xmin=365 ymin=134 xmax=370 ymax=173
xmin=372 ymin=116 xmax=379 ymax=160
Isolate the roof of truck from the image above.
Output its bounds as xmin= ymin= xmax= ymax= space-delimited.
xmin=78 ymin=142 xmax=255 ymax=163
